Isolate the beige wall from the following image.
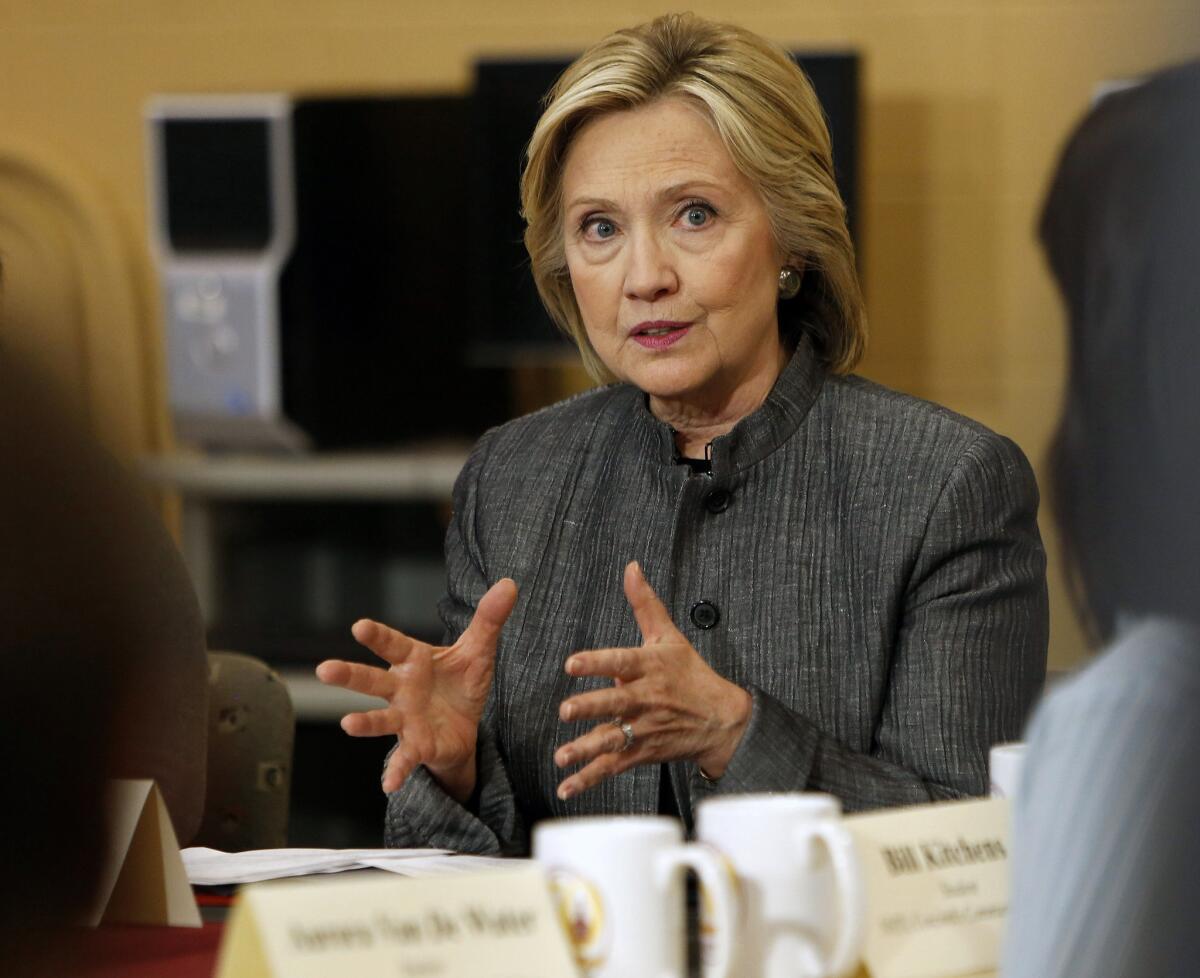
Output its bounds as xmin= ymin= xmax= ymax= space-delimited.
xmin=1 ymin=1 xmax=1196 ymax=668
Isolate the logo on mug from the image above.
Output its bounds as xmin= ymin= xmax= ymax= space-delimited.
xmin=547 ymin=868 xmax=610 ymax=972
xmin=699 ymin=848 xmax=742 ymax=970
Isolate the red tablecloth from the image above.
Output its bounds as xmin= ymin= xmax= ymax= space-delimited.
xmin=68 ymin=921 xmax=224 ymax=978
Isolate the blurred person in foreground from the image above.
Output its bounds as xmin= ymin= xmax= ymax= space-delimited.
xmin=1002 ymin=62 xmax=1200 ymax=978
xmin=319 ymin=13 xmax=1049 ymax=853
xmin=0 ymin=267 xmax=207 ymax=972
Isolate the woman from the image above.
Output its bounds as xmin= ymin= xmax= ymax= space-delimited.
xmin=1002 ymin=62 xmax=1200 ymax=978
xmin=317 ymin=13 xmax=1048 ymax=854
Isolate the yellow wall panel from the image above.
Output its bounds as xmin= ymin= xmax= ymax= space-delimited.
xmin=0 ymin=1 xmax=1196 ymax=668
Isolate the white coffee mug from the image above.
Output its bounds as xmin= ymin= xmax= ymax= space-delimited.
xmin=697 ymin=793 xmax=865 ymax=978
xmin=989 ymin=741 xmax=1026 ymax=800
xmin=533 ymin=815 xmax=738 ymax=978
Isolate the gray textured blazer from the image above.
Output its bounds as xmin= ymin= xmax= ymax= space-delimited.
xmin=385 ymin=338 xmax=1049 ymax=854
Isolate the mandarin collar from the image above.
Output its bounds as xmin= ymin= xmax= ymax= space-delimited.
xmin=629 ymin=334 xmax=826 ymax=477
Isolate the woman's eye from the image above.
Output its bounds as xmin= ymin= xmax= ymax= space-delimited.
xmin=583 ymin=218 xmax=617 ymax=240
xmin=681 ymin=204 xmax=714 ymax=228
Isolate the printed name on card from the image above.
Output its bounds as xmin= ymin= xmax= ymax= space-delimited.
xmin=845 ymin=797 xmax=1009 ymax=978
xmin=216 ymin=863 xmax=581 ymax=978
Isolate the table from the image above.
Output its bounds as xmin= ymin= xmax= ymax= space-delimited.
xmin=54 ymin=924 xmax=996 ymax=978
xmin=61 ymin=922 xmax=226 ymax=978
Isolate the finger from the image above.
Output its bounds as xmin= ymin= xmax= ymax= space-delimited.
xmin=623 ymin=561 xmax=679 ymax=644
xmin=557 ymin=750 xmax=640 ymax=801
xmin=350 ymin=619 xmax=422 ymax=667
xmin=315 ymin=659 xmax=397 ymax=699
xmin=340 ymin=706 xmax=402 ymax=738
xmin=382 ymin=739 xmax=422 ymax=794
xmin=554 ymin=719 xmax=634 ymax=768
xmin=565 ymin=646 xmax=643 ymax=681
xmin=558 ymin=685 xmax=637 ymax=723
xmin=461 ymin=578 xmax=519 ymax=649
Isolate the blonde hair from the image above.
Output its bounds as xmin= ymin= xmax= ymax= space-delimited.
xmin=521 ymin=12 xmax=866 ymax=382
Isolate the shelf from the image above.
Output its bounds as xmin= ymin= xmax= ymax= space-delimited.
xmin=206 ymin=623 xmax=444 ymax=667
xmin=142 ymin=450 xmax=460 ymax=722
xmin=277 ymin=667 xmax=387 ymax=724
xmin=140 ymin=447 xmax=471 ymax=501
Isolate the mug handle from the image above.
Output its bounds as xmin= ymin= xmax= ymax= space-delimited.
xmin=795 ymin=822 xmax=866 ymax=978
xmin=655 ymin=843 xmax=738 ymax=978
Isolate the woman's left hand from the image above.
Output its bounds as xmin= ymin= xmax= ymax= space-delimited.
xmin=554 ymin=561 xmax=752 ymax=800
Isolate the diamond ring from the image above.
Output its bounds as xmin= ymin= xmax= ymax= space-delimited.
xmin=612 ymin=718 xmax=635 ymax=752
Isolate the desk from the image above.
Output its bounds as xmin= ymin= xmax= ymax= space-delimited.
xmin=60 ymin=923 xmax=997 ymax=978
xmin=64 ymin=849 xmax=998 ymax=978
xmin=68 ymin=922 xmax=225 ymax=978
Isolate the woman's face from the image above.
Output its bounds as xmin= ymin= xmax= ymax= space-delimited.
xmin=561 ymin=97 xmax=786 ymax=408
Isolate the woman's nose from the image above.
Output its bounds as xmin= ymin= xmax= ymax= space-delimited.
xmin=623 ymin=232 xmax=678 ymax=302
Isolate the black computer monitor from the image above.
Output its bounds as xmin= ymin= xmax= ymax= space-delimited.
xmin=162 ymin=118 xmax=276 ymax=253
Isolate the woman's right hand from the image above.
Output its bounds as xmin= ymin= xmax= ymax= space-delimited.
xmin=315 ymin=578 xmax=518 ymax=802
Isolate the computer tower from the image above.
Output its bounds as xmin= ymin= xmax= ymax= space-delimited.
xmin=147 ymin=93 xmax=505 ymax=450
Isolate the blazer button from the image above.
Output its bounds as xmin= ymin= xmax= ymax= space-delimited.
xmin=690 ymin=600 xmax=720 ymax=630
xmin=703 ymin=488 xmax=731 ymax=513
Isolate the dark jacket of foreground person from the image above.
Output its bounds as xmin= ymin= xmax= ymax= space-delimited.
xmin=1003 ymin=61 xmax=1200 ymax=978
xmin=0 ymin=351 xmax=207 ymax=973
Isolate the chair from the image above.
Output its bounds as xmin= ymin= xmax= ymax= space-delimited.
xmin=194 ymin=651 xmax=295 ymax=851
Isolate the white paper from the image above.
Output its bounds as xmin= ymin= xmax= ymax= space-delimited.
xmin=184 ymin=847 xmax=519 ymax=885
xmin=358 ymin=853 xmax=515 ymax=876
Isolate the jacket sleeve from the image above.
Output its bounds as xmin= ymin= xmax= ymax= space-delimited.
xmin=692 ymin=431 xmax=1049 ymax=812
xmin=383 ymin=432 xmax=529 ymax=854
xmin=1002 ymin=628 xmax=1200 ymax=978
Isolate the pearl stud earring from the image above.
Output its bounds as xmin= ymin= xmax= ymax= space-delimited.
xmin=778 ymin=267 xmax=802 ymax=299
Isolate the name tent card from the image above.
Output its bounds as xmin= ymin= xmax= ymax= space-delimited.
xmin=216 ymin=864 xmax=581 ymax=978
xmin=845 ymin=797 xmax=1009 ymax=978
xmin=85 ymin=778 xmax=202 ymax=928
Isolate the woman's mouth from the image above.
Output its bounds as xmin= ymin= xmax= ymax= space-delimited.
xmin=630 ymin=321 xmax=693 ymax=349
